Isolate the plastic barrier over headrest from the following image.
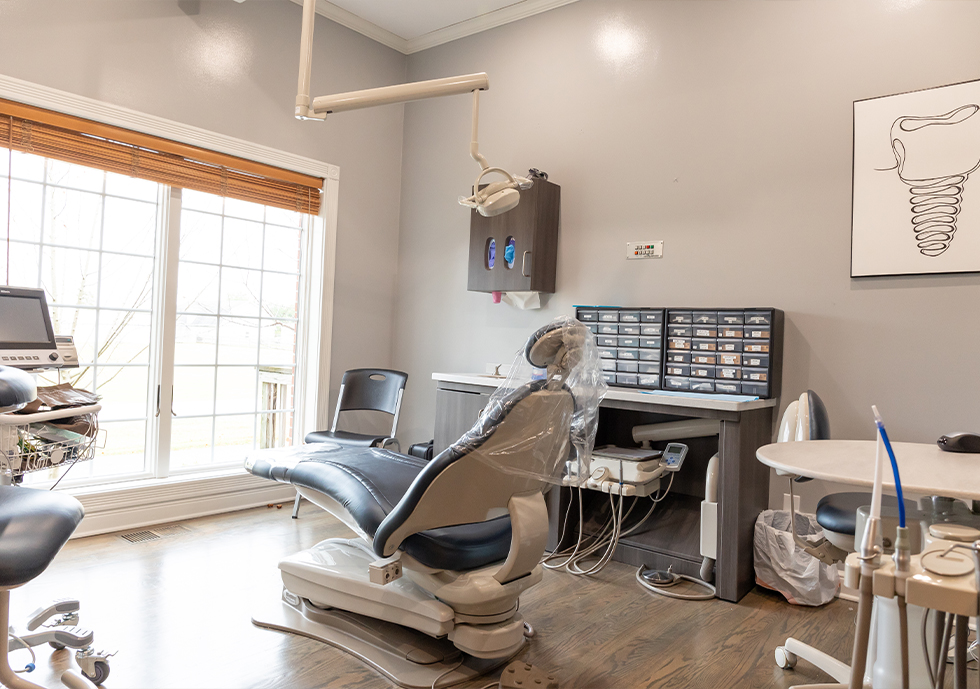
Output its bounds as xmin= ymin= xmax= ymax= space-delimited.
xmin=480 ymin=316 xmax=606 ymax=485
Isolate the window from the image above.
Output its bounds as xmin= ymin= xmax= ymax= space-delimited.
xmin=171 ymin=190 xmax=305 ymax=470
xmin=2 ymin=118 xmax=326 ymax=487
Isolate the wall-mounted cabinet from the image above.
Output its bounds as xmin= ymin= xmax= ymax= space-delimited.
xmin=467 ymin=178 xmax=560 ymax=294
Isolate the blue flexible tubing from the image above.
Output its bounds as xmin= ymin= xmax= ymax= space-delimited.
xmin=875 ymin=421 xmax=905 ymax=528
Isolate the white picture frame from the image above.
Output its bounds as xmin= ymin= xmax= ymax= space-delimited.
xmin=852 ymin=78 xmax=980 ymax=277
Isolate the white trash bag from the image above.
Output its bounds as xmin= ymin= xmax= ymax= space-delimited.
xmin=754 ymin=509 xmax=840 ymax=606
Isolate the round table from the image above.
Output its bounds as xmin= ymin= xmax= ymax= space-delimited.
xmin=756 ymin=440 xmax=980 ymax=501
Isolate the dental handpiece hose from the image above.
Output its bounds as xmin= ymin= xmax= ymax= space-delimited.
xmin=894 ymin=525 xmax=911 ymax=689
xmin=848 ymin=409 xmax=888 ymax=689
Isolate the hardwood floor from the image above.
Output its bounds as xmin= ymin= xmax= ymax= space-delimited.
xmin=10 ymin=504 xmax=863 ymax=688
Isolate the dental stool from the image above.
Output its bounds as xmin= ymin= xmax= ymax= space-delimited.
xmin=0 ymin=366 xmax=97 ymax=689
xmin=245 ymin=320 xmax=598 ymax=688
xmin=815 ymin=492 xmax=921 ymax=555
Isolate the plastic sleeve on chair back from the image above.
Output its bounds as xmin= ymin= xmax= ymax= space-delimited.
xmin=373 ymin=387 xmax=574 ymax=558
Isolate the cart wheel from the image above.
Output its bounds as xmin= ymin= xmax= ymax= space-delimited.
xmin=774 ymin=646 xmax=797 ymax=669
xmin=49 ymin=642 xmax=66 ymax=650
xmin=83 ymin=660 xmax=110 ymax=685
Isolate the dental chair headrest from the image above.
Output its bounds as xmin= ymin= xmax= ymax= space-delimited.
xmin=524 ymin=321 xmax=588 ymax=372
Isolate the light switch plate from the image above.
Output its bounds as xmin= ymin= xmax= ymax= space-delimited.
xmin=627 ymin=241 xmax=663 ymax=260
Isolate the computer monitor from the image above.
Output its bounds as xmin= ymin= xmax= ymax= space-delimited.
xmin=0 ymin=286 xmax=64 ymax=369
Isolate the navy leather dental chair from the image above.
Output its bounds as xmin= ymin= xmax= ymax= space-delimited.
xmin=245 ymin=320 xmax=600 ymax=689
xmin=0 ymin=366 xmax=95 ymax=689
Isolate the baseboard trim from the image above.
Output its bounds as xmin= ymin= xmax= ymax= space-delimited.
xmin=69 ymin=471 xmax=297 ymax=538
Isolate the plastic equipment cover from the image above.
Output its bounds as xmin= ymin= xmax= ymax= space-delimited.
xmin=459 ymin=316 xmax=606 ymax=486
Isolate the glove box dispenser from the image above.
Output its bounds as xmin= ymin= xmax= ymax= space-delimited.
xmin=467 ymin=178 xmax=560 ymax=295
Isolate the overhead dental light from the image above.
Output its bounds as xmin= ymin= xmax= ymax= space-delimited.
xmin=293 ymin=0 xmax=529 ymax=217
xmin=458 ymin=89 xmax=532 ymax=217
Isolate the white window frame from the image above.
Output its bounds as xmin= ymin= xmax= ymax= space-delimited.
xmin=0 ymin=74 xmax=339 ymax=500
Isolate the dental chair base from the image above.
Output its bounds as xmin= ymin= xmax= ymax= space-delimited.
xmin=252 ymin=536 xmax=530 ymax=689
xmin=253 ymin=590 xmax=519 ymax=689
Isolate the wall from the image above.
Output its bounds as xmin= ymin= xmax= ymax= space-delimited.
xmin=391 ymin=0 xmax=980 ymax=509
xmin=0 ymin=0 xmax=407 ymax=423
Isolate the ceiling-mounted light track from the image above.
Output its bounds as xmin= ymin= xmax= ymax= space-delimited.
xmin=294 ymin=0 xmax=530 ymax=216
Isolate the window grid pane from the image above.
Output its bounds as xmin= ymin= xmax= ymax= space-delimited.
xmin=11 ymin=152 xmax=162 ymax=486
xmin=173 ymin=190 xmax=302 ymax=470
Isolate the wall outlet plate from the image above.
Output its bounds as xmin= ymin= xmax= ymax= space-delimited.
xmin=627 ymin=241 xmax=663 ymax=260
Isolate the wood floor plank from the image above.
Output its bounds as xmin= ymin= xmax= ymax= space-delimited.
xmin=7 ymin=505 xmax=875 ymax=688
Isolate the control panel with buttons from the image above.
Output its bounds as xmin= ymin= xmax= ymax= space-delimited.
xmin=0 ymin=349 xmax=60 ymax=367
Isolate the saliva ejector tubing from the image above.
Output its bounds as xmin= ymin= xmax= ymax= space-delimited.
xmin=848 ymin=406 xmax=910 ymax=689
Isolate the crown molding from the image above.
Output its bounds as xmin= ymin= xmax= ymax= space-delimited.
xmin=292 ymin=0 xmax=409 ymax=53
xmin=292 ymin=0 xmax=580 ymax=55
xmin=404 ymin=0 xmax=580 ymax=54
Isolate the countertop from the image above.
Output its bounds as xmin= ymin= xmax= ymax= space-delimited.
xmin=432 ymin=372 xmax=779 ymax=413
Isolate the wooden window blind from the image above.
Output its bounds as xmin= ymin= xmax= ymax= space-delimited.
xmin=0 ymin=98 xmax=322 ymax=215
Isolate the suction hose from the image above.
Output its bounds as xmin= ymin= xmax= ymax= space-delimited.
xmin=849 ymin=572 xmax=875 ymax=689
xmin=699 ymin=556 xmax=714 ymax=583
xmin=700 ymin=454 xmax=719 ymax=584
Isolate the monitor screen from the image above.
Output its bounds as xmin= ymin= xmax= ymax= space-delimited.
xmin=0 ymin=290 xmax=55 ymax=347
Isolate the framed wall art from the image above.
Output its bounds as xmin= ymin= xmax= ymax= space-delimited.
xmin=852 ymin=78 xmax=980 ymax=277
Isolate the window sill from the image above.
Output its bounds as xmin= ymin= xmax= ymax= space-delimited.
xmin=67 ymin=466 xmax=296 ymax=538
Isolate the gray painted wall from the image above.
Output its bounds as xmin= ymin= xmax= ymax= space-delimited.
xmin=391 ymin=0 xmax=980 ymax=509
xmin=0 ymin=0 xmax=407 ymax=424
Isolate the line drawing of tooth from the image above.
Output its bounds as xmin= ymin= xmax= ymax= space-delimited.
xmin=886 ymin=104 xmax=980 ymax=257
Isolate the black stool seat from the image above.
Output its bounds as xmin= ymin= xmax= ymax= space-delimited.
xmin=248 ymin=445 xmax=512 ymax=571
xmin=816 ymin=491 xmax=919 ymax=536
xmin=0 ymin=486 xmax=84 ymax=588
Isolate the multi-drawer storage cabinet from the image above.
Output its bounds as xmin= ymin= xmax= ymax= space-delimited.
xmin=576 ymin=307 xmax=664 ymax=389
xmin=576 ymin=306 xmax=783 ymax=399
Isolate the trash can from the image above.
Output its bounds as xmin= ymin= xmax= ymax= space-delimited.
xmin=754 ymin=509 xmax=840 ymax=606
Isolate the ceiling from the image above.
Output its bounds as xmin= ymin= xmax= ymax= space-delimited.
xmin=292 ymin=0 xmax=580 ymax=54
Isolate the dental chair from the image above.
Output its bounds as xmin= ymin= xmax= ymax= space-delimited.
xmin=0 ymin=366 xmax=96 ymax=689
xmin=245 ymin=319 xmax=602 ymax=689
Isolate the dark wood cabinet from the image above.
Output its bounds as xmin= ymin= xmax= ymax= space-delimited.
xmin=467 ymin=178 xmax=560 ymax=294
xmin=433 ymin=387 xmax=491 ymax=454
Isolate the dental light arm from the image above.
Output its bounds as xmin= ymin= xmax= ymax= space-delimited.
xmin=312 ymin=73 xmax=490 ymax=115
xmin=470 ymin=89 xmax=490 ymax=171
xmin=294 ymin=0 xmax=527 ymax=217
xmin=458 ymin=89 xmax=533 ymax=217
xmin=294 ymin=0 xmax=488 ymax=120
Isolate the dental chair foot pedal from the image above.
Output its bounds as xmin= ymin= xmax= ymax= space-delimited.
xmin=499 ymin=661 xmax=559 ymax=689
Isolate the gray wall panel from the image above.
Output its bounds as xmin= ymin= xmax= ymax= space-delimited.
xmin=391 ymin=0 xmax=980 ymax=509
